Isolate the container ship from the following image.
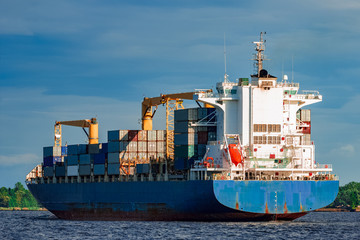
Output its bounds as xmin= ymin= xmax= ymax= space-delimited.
xmin=26 ymin=33 xmax=339 ymax=221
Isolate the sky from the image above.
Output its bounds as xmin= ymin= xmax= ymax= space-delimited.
xmin=0 ymin=0 xmax=359 ymax=187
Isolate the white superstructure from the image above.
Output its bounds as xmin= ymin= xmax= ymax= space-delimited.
xmin=191 ymin=33 xmax=334 ymax=181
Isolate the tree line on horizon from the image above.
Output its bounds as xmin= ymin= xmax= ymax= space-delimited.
xmin=328 ymin=181 xmax=360 ymax=210
xmin=0 ymin=182 xmax=39 ymax=209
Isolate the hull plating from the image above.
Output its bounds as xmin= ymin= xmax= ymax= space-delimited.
xmin=27 ymin=180 xmax=338 ymax=221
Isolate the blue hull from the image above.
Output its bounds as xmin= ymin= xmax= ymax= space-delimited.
xmin=27 ymin=180 xmax=339 ymax=221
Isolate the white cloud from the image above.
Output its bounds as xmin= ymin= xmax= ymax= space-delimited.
xmin=0 ymin=153 xmax=39 ymax=166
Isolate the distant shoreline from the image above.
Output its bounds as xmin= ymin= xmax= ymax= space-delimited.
xmin=0 ymin=207 xmax=47 ymax=211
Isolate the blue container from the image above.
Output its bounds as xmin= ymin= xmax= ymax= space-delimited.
xmin=208 ymin=132 xmax=217 ymax=141
xmin=108 ymin=152 xmax=120 ymax=164
xmin=108 ymin=163 xmax=120 ymax=175
xmin=108 ymin=142 xmax=120 ymax=153
xmin=174 ymin=133 xmax=198 ymax=145
xmin=79 ymin=165 xmax=91 ymax=176
xmin=197 ymin=108 xmax=208 ymax=120
xmin=78 ymin=144 xmax=88 ymax=154
xmin=55 ymin=166 xmax=65 ymax=177
xmin=207 ymin=108 xmax=216 ymax=122
xmin=94 ymin=153 xmax=106 ymax=165
xmin=100 ymin=143 xmax=108 ymax=154
xmin=88 ymin=144 xmax=100 ymax=154
xmin=198 ymin=144 xmax=207 ymax=157
xmin=43 ymin=167 xmax=54 ymax=177
xmin=136 ymin=164 xmax=150 ymax=174
xmin=208 ymin=126 xmax=217 ymax=132
xmin=43 ymin=156 xmax=62 ymax=167
xmin=43 ymin=146 xmax=61 ymax=157
xmin=61 ymin=146 xmax=67 ymax=156
xmin=66 ymin=155 xmax=79 ymax=165
xmin=79 ymin=154 xmax=93 ymax=165
xmin=94 ymin=164 xmax=105 ymax=175
xmin=67 ymin=145 xmax=79 ymax=155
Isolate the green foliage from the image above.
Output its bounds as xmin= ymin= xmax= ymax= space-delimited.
xmin=0 ymin=182 xmax=39 ymax=209
xmin=329 ymin=182 xmax=360 ymax=210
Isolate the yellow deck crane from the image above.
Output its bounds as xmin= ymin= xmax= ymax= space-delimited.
xmin=141 ymin=90 xmax=213 ymax=160
xmin=54 ymin=118 xmax=99 ymax=147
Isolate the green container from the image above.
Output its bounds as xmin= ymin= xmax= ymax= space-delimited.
xmin=240 ymin=78 xmax=249 ymax=86
xmin=174 ymin=145 xmax=197 ymax=159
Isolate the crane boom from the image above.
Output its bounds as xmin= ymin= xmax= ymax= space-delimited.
xmin=54 ymin=118 xmax=99 ymax=147
xmin=141 ymin=90 xmax=212 ymax=160
xmin=141 ymin=90 xmax=212 ymax=130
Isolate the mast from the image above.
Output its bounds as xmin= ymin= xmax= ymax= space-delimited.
xmin=253 ymin=32 xmax=266 ymax=77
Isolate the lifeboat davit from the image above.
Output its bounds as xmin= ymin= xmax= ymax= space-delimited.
xmin=228 ymin=144 xmax=243 ymax=166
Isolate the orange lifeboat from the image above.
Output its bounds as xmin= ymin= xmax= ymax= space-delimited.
xmin=228 ymin=144 xmax=243 ymax=166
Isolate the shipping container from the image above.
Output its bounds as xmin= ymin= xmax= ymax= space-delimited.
xmin=93 ymin=164 xmax=105 ymax=175
xmin=88 ymin=144 xmax=100 ymax=154
xmin=197 ymin=131 xmax=208 ymax=144
xmin=67 ymin=165 xmax=79 ymax=176
xmin=78 ymin=144 xmax=87 ymax=154
xmin=94 ymin=153 xmax=106 ymax=165
xmin=108 ymin=163 xmax=120 ymax=175
xmin=108 ymin=141 xmax=120 ymax=153
xmin=207 ymin=108 xmax=216 ymax=122
xmin=136 ymin=164 xmax=150 ymax=174
xmin=67 ymin=145 xmax=79 ymax=155
xmin=43 ymin=146 xmax=61 ymax=157
xmin=79 ymin=165 xmax=91 ymax=176
xmin=100 ymin=143 xmax=108 ymax=154
xmin=208 ymin=126 xmax=217 ymax=132
xmin=128 ymin=152 xmax=137 ymax=160
xmin=156 ymin=141 xmax=166 ymax=153
xmin=128 ymin=130 xmax=138 ymax=141
xmin=174 ymin=133 xmax=198 ymax=145
xmin=147 ymin=130 xmax=157 ymax=141
xmin=208 ymin=132 xmax=217 ymax=141
xmin=174 ymin=108 xmax=198 ymax=122
xmin=44 ymin=167 xmax=54 ymax=177
xmin=43 ymin=156 xmax=62 ymax=167
xmin=156 ymin=130 xmax=166 ymax=141
xmin=55 ymin=165 xmax=65 ymax=177
xmin=138 ymin=130 xmax=147 ymax=141
xmin=127 ymin=141 xmax=137 ymax=152
xmin=174 ymin=145 xmax=197 ymax=159
xmin=108 ymin=152 xmax=120 ymax=164
xmin=197 ymin=108 xmax=208 ymax=120
xmin=66 ymin=155 xmax=79 ymax=165
xmin=138 ymin=141 xmax=147 ymax=152
xmin=108 ymin=130 xmax=129 ymax=142
xmin=137 ymin=152 xmax=148 ymax=161
xmin=198 ymin=144 xmax=207 ymax=157
xmin=147 ymin=141 xmax=157 ymax=152
xmin=174 ymin=121 xmax=196 ymax=133
xmin=79 ymin=154 xmax=92 ymax=165
xmin=119 ymin=151 xmax=129 ymax=160
xmin=61 ymin=146 xmax=67 ymax=156
xmin=197 ymin=126 xmax=207 ymax=132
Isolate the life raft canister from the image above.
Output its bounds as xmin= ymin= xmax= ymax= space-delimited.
xmin=228 ymin=144 xmax=243 ymax=165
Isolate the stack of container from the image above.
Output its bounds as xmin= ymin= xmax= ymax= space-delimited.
xmin=174 ymin=108 xmax=217 ymax=170
xmin=107 ymin=129 xmax=167 ymax=169
xmin=43 ymin=146 xmax=66 ymax=178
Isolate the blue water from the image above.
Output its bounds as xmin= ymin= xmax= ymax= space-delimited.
xmin=0 ymin=211 xmax=359 ymax=239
